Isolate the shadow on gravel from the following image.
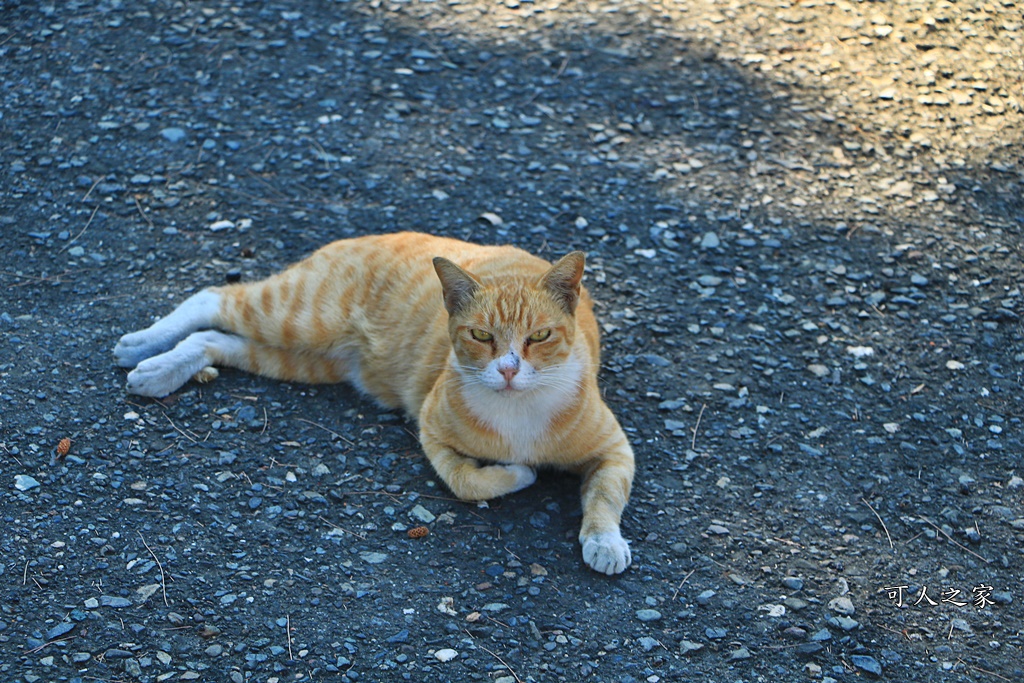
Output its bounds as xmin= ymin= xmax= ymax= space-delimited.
xmin=949 ymin=162 xmax=1024 ymax=233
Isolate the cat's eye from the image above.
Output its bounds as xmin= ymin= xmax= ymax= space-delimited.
xmin=470 ymin=329 xmax=493 ymax=342
xmin=527 ymin=329 xmax=551 ymax=343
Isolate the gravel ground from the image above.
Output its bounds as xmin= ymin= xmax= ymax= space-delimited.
xmin=2 ymin=1 xmax=1022 ymax=682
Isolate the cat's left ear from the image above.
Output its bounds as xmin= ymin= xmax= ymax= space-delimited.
xmin=541 ymin=251 xmax=585 ymax=315
xmin=433 ymin=257 xmax=482 ymax=315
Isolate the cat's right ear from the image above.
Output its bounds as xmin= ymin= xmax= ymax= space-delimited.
xmin=433 ymin=257 xmax=481 ymax=315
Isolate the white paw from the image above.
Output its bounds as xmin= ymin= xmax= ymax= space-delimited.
xmin=494 ymin=464 xmax=537 ymax=494
xmin=581 ymin=530 xmax=632 ymax=575
xmin=114 ymin=290 xmax=222 ymax=368
xmin=126 ymin=351 xmax=205 ymax=398
xmin=114 ymin=329 xmax=177 ymax=368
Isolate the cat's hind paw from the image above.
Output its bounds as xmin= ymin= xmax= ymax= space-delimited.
xmin=114 ymin=290 xmax=222 ymax=368
xmin=126 ymin=354 xmax=201 ymax=397
xmin=581 ymin=530 xmax=632 ymax=575
xmin=124 ymin=333 xmax=215 ymax=397
xmin=114 ymin=329 xmax=177 ymax=368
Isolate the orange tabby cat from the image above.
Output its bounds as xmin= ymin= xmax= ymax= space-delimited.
xmin=114 ymin=232 xmax=634 ymax=574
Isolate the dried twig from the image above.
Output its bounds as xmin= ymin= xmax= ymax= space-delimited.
xmin=918 ymin=515 xmax=991 ymax=564
xmin=875 ymin=623 xmax=912 ymax=639
xmin=317 ymin=515 xmax=367 ymax=540
xmin=81 ymin=175 xmax=103 ymax=202
xmin=671 ymin=569 xmax=696 ymax=601
xmin=959 ymin=658 xmax=1012 ymax=683
xmin=860 ymin=498 xmax=894 ymax=549
xmin=59 ymin=205 xmax=100 ymax=253
xmin=26 ymin=631 xmax=78 ymax=654
xmin=691 ymin=403 xmax=706 ymax=451
xmin=164 ymin=414 xmax=197 ymax=443
xmin=138 ymin=532 xmax=169 ymax=606
xmin=133 ymin=195 xmax=154 ymax=229
xmin=296 ymin=418 xmax=355 ymax=447
xmin=772 ymin=536 xmax=804 ymax=548
xmin=555 ymin=55 xmax=569 ymax=78
xmin=286 ymin=614 xmax=294 ymax=660
xmin=477 ymin=644 xmax=523 ymax=683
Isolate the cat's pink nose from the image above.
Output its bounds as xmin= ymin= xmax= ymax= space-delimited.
xmin=500 ymin=367 xmax=518 ymax=383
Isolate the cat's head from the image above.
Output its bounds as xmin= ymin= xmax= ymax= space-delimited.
xmin=433 ymin=252 xmax=585 ymax=394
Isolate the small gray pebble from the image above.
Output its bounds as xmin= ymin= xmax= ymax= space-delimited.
xmin=237 ymin=406 xmax=257 ymax=422
xmin=161 ymin=127 xmax=187 ymax=142
xmin=851 ymin=654 xmax=883 ymax=676
xmin=483 ymin=603 xmax=510 ymax=612
xmin=638 ymin=636 xmax=660 ymax=651
xmin=782 ymin=576 xmax=804 ymax=591
xmin=828 ymin=615 xmax=860 ymax=631
xmin=529 ymin=511 xmax=550 ymax=529
xmin=14 ymin=474 xmax=40 ymax=491
xmin=46 ymin=622 xmax=75 ymax=641
xmin=828 ymin=595 xmax=855 ymax=615
xmin=728 ymin=646 xmax=752 ymax=660
xmin=700 ymin=232 xmax=720 ymax=249
xmin=100 ymin=596 xmax=132 ymax=608
xmin=992 ymin=591 xmax=1013 ymax=605
xmin=410 ymin=504 xmax=436 ymax=523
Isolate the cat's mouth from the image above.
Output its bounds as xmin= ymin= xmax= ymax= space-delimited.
xmin=496 ymin=379 xmax=533 ymax=394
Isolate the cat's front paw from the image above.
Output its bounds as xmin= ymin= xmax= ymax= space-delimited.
xmin=499 ymin=464 xmax=537 ymax=494
xmin=449 ymin=463 xmax=537 ymax=500
xmin=581 ymin=530 xmax=631 ymax=575
xmin=474 ymin=463 xmax=537 ymax=499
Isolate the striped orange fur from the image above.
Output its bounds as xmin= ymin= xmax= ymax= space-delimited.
xmin=114 ymin=232 xmax=635 ymax=574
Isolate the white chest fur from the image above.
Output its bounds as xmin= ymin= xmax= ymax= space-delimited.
xmin=458 ymin=351 xmax=584 ymax=463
